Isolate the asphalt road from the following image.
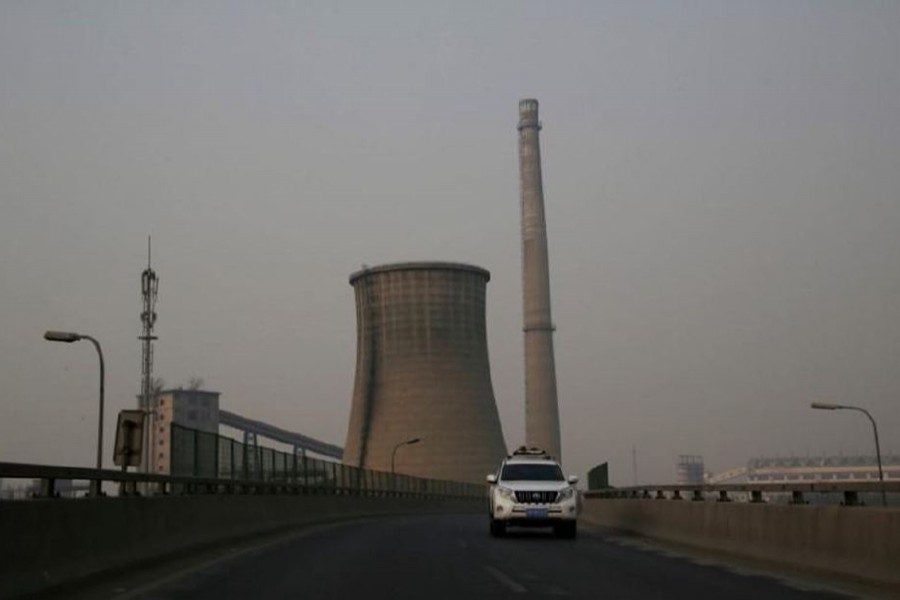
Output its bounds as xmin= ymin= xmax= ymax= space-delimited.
xmin=92 ymin=514 xmax=861 ymax=600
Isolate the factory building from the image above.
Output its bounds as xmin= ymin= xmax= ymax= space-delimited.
xmin=149 ymin=389 xmax=220 ymax=474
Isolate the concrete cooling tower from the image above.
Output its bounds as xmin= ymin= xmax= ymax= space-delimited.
xmin=343 ymin=262 xmax=507 ymax=484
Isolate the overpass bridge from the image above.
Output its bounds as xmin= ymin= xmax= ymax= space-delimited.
xmin=1 ymin=460 xmax=898 ymax=600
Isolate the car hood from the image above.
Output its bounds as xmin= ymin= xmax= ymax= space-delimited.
xmin=497 ymin=481 xmax=568 ymax=492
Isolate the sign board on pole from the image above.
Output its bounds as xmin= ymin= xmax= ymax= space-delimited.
xmin=114 ymin=409 xmax=145 ymax=468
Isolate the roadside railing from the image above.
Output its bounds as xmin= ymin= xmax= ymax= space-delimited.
xmin=0 ymin=422 xmax=486 ymax=501
xmin=0 ymin=461 xmax=485 ymax=500
xmin=585 ymin=481 xmax=900 ymax=506
xmin=0 ymin=423 xmax=486 ymax=504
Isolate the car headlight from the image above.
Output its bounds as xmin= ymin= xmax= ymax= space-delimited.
xmin=496 ymin=486 xmax=516 ymax=501
xmin=557 ymin=487 xmax=575 ymax=501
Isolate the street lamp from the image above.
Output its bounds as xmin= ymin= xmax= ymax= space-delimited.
xmin=811 ymin=402 xmax=886 ymax=507
xmin=44 ymin=330 xmax=105 ymax=477
xmin=391 ymin=437 xmax=421 ymax=475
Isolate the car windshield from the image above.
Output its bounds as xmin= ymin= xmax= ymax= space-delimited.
xmin=501 ymin=463 xmax=564 ymax=481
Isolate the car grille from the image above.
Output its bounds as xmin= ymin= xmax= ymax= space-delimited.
xmin=514 ymin=490 xmax=558 ymax=504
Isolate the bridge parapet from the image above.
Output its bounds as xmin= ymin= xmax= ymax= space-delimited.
xmin=586 ymin=480 xmax=900 ymax=507
xmin=0 ymin=461 xmax=484 ymax=599
xmin=582 ymin=482 xmax=900 ymax=590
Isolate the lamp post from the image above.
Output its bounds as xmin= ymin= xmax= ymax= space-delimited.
xmin=811 ymin=402 xmax=886 ymax=507
xmin=44 ymin=331 xmax=105 ymax=479
xmin=391 ymin=437 xmax=421 ymax=475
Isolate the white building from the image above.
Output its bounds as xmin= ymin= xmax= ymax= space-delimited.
xmin=150 ymin=389 xmax=220 ymax=474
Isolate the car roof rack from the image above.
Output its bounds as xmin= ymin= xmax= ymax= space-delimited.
xmin=508 ymin=446 xmax=554 ymax=459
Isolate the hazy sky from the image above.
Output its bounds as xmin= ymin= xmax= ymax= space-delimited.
xmin=1 ymin=1 xmax=898 ymax=484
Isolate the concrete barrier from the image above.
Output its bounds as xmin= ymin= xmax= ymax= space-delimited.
xmin=581 ymin=498 xmax=900 ymax=588
xmin=0 ymin=494 xmax=481 ymax=599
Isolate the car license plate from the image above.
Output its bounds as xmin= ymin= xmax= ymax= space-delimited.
xmin=526 ymin=508 xmax=548 ymax=519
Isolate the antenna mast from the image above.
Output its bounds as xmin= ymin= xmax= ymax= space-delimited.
xmin=139 ymin=237 xmax=159 ymax=473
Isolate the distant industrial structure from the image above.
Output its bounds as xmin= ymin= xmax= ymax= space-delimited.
xmin=343 ymin=262 xmax=508 ymax=484
xmin=148 ymin=389 xmax=343 ymax=474
xmin=587 ymin=463 xmax=610 ymax=490
xmin=705 ymin=454 xmax=900 ymax=484
xmin=746 ymin=455 xmax=900 ymax=483
xmin=219 ymin=410 xmax=343 ymax=459
xmin=676 ymin=455 xmax=705 ymax=485
xmin=517 ymin=99 xmax=562 ymax=461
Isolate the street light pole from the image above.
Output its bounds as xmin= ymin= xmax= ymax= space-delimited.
xmin=44 ymin=331 xmax=106 ymax=478
xmin=391 ymin=437 xmax=421 ymax=475
xmin=811 ymin=402 xmax=886 ymax=507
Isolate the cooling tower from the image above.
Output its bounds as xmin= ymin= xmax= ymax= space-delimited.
xmin=343 ymin=262 xmax=508 ymax=484
xmin=518 ymin=98 xmax=562 ymax=460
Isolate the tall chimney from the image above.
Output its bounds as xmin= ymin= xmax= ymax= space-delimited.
xmin=517 ymin=98 xmax=562 ymax=460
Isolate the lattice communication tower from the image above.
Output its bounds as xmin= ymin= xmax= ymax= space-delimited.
xmin=139 ymin=237 xmax=159 ymax=472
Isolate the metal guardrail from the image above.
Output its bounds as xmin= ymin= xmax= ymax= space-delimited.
xmin=0 ymin=460 xmax=485 ymax=501
xmin=585 ymin=481 xmax=900 ymax=506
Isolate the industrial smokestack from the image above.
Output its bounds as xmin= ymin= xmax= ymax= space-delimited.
xmin=518 ymin=98 xmax=562 ymax=460
xmin=343 ymin=262 xmax=507 ymax=484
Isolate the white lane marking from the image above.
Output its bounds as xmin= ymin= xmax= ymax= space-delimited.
xmin=484 ymin=566 xmax=528 ymax=593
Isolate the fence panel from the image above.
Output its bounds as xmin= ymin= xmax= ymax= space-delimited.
xmin=168 ymin=424 xmax=483 ymax=499
xmin=170 ymin=425 xmax=195 ymax=477
xmin=194 ymin=430 xmax=218 ymax=478
xmin=231 ymin=439 xmax=244 ymax=480
xmin=217 ymin=436 xmax=232 ymax=479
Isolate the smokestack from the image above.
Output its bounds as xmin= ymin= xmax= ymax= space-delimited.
xmin=343 ymin=262 xmax=507 ymax=484
xmin=518 ymin=98 xmax=562 ymax=460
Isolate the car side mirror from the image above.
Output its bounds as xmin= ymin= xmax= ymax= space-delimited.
xmin=567 ymin=475 xmax=579 ymax=485
xmin=486 ymin=474 xmax=497 ymax=484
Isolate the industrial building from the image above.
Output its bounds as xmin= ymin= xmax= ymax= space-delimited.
xmin=676 ymin=455 xmax=705 ymax=485
xmin=149 ymin=389 xmax=220 ymax=474
xmin=747 ymin=455 xmax=900 ymax=483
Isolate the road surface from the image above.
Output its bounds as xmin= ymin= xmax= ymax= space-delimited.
xmin=82 ymin=514 xmax=862 ymax=599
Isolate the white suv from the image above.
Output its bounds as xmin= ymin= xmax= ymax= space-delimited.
xmin=487 ymin=447 xmax=579 ymax=538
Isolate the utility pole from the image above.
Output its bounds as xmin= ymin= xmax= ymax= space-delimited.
xmin=632 ymin=445 xmax=638 ymax=486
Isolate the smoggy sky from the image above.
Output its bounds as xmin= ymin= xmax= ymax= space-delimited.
xmin=1 ymin=1 xmax=898 ymax=484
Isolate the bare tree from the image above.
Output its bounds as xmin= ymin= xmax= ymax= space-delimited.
xmin=150 ymin=377 xmax=166 ymax=398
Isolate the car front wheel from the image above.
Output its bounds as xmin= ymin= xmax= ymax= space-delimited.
xmin=554 ymin=521 xmax=576 ymax=539
xmin=489 ymin=518 xmax=506 ymax=537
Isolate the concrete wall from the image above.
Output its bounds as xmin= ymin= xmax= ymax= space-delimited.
xmin=0 ymin=494 xmax=481 ymax=599
xmin=581 ymin=498 xmax=900 ymax=588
